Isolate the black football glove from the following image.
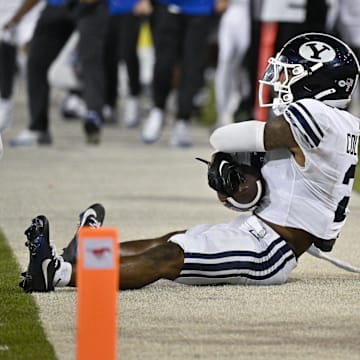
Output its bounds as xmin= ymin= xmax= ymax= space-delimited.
xmin=197 ymin=152 xmax=245 ymax=197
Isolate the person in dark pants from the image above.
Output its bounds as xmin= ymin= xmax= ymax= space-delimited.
xmin=0 ymin=38 xmax=17 ymax=132
xmin=104 ymin=0 xmax=152 ymax=127
xmin=10 ymin=0 xmax=109 ymax=146
xmin=141 ymin=0 xmax=220 ymax=148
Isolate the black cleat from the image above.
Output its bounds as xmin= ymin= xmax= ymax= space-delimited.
xmin=61 ymin=203 xmax=105 ymax=264
xmin=19 ymin=215 xmax=59 ymax=293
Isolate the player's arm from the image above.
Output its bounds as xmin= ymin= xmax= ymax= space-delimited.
xmin=210 ymin=116 xmax=305 ymax=166
xmin=264 ymin=116 xmax=305 ymax=166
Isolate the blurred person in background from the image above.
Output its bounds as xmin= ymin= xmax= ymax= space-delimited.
xmin=214 ymin=0 xmax=251 ymax=128
xmin=103 ymin=0 xmax=153 ymax=127
xmin=52 ymin=0 xmax=153 ymax=127
xmin=0 ymin=1 xmax=44 ymax=133
xmin=9 ymin=0 xmax=109 ymax=147
xmin=141 ymin=0 xmax=224 ymax=148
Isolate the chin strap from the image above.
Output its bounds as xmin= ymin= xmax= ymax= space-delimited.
xmin=307 ymin=244 xmax=360 ymax=273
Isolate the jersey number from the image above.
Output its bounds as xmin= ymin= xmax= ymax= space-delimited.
xmin=334 ymin=164 xmax=356 ymax=223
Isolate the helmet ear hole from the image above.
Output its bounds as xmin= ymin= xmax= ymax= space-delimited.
xmin=292 ymin=66 xmax=303 ymax=76
xmin=283 ymin=94 xmax=293 ymax=102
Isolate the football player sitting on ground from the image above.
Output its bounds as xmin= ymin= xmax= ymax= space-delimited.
xmin=19 ymin=33 xmax=360 ymax=292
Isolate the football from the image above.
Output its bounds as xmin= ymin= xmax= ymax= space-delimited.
xmin=217 ymin=170 xmax=264 ymax=211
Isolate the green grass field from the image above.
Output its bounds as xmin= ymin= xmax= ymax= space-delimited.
xmin=0 ymin=230 xmax=57 ymax=360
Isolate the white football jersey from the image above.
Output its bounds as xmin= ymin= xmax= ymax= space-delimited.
xmin=255 ymin=98 xmax=360 ymax=240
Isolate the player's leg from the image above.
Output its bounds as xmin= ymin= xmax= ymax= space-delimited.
xmin=60 ymin=201 xmax=185 ymax=260
xmin=60 ymin=203 xmax=185 ymax=289
xmin=68 ymin=241 xmax=184 ymax=289
xmin=119 ymin=243 xmax=184 ymax=289
xmin=64 ymin=230 xmax=186 ymax=288
xmin=169 ymin=215 xmax=298 ymax=286
xmin=119 ymin=230 xmax=186 ymax=257
xmin=19 ymin=203 xmax=186 ymax=292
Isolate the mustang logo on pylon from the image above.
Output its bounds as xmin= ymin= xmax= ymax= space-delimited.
xmin=83 ymin=239 xmax=115 ymax=269
xmin=89 ymin=247 xmax=111 ymax=258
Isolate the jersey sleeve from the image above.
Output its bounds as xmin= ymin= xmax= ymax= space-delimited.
xmin=283 ymin=99 xmax=330 ymax=151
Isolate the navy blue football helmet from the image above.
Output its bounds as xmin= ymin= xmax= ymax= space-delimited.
xmin=259 ymin=33 xmax=360 ymax=115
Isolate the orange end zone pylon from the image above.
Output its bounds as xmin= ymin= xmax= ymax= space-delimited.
xmin=77 ymin=227 xmax=119 ymax=360
xmin=254 ymin=22 xmax=279 ymax=122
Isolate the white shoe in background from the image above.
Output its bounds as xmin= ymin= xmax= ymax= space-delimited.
xmin=60 ymin=93 xmax=86 ymax=119
xmin=10 ymin=129 xmax=52 ymax=147
xmin=123 ymin=96 xmax=140 ymax=128
xmin=170 ymin=120 xmax=192 ymax=148
xmin=0 ymin=98 xmax=13 ymax=132
xmin=102 ymin=105 xmax=118 ymax=125
xmin=141 ymin=107 xmax=164 ymax=144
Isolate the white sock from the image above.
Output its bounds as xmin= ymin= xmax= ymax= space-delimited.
xmin=53 ymin=260 xmax=72 ymax=287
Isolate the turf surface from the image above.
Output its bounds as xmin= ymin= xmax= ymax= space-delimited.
xmin=0 ymin=230 xmax=57 ymax=360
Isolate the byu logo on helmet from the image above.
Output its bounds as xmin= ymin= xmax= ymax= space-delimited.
xmin=299 ymin=41 xmax=336 ymax=62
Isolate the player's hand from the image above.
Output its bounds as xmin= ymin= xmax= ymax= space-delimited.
xmin=197 ymin=152 xmax=244 ymax=197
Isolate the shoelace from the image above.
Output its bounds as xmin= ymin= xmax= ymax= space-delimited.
xmin=25 ymin=218 xmax=58 ymax=258
xmin=78 ymin=214 xmax=101 ymax=229
xmin=86 ymin=215 xmax=101 ymax=228
xmin=25 ymin=218 xmax=46 ymax=255
xmin=25 ymin=234 xmax=44 ymax=255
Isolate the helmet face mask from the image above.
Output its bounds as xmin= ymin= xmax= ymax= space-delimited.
xmin=259 ymin=55 xmax=308 ymax=115
xmin=259 ymin=33 xmax=360 ymax=115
